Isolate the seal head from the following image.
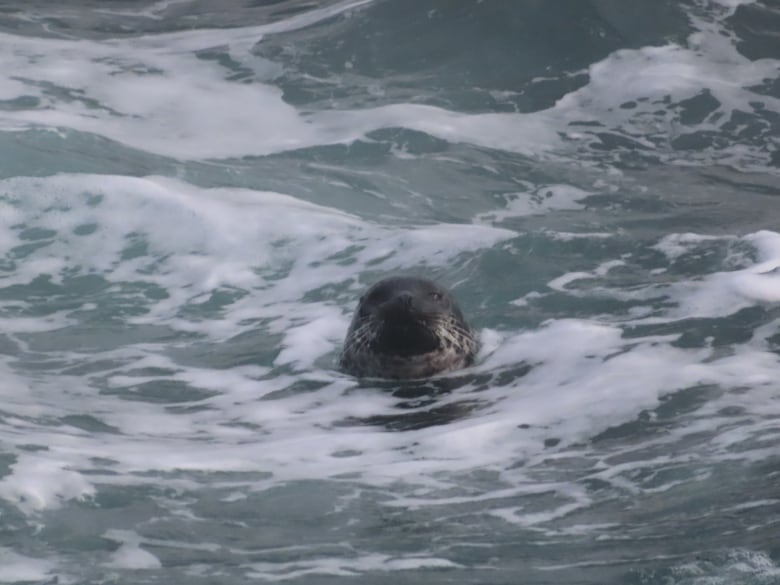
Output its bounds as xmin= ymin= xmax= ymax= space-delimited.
xmin=340 ymin=276 xmax=478 ymax=379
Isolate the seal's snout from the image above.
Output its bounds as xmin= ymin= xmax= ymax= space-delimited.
xmin=393 ymin=291 xmax=414 ymax=309
xmin=380 ymin=290 xmax=415 ymax=315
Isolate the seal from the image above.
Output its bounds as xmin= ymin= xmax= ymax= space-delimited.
xmin=340 ymin=276 xmax=478 ymax=379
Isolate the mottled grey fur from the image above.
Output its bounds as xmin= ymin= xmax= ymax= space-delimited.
xmin=340 ymin=277 xmax=478 ymax=379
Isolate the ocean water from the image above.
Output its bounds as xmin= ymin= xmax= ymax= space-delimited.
xmin=0 ymin=0 xmax=779 ymax=583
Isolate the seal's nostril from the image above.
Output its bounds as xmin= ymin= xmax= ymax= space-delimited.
xmin=396 ymin=291 xmax=414 ymax=307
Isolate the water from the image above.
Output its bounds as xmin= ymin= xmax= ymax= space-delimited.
xmin=0 ymin=1 xmax=779 ymax=583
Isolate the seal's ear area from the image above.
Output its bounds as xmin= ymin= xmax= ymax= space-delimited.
xmin=357 ymin=296 xmax=373 ymax=319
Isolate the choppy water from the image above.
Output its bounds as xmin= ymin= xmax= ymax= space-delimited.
xmin=1 ymin=1 xmax=779 ymax=583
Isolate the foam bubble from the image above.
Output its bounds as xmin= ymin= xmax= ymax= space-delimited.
xmin=104 ymin=530 xmax=163 ymax=570
xmin=0 ymin=173 xmax=515 ymax=353
xmin=549 ymin=231 xmax=780 ymax=321
xmin=710 ymin=0 xmax=757 ymax=14
xmin=1 ymin=0 xmax=776 ymax=170
xmin=652 ymin=233 xmax=732 ymax=261
xmin=0 ymin=549 xmax=55 ymax=583
xmin=0 ymin=454 xmax=95 ymax=514
xmin=476 ymin=184 xmax=589 ymax=223
xmin=246 ymin=553 xmax=460 ymax=581
xmin=646 ymin=549 xmax=780 ymax=585
xmin=0 ymin=1 xmax=556 ymax=161
xmin=0 ymin=1 xmax=776 ymax=580
xmin=550 ymin=11 xmax=780 ymax=168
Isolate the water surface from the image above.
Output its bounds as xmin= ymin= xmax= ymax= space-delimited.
xmin=0 ymin=1 xmax=779 ymax=583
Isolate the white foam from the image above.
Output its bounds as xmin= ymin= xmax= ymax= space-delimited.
xmin=0 ymin=548 xmax=55 ymax=583
xmin=663 ymin=549 xmax=780 ymax=584
xmin=0 ymin=171 xmax=524 ymax=512
xmin=0 ymin=0 xmax=775 ymax=168
xmin=0 ymin=174 xmax=515 ymax=349
xmin=246 ymin=553 xmax=460 ymax=581
xmin=476 ymin=184 xmax=589 ymax=223
xmin=0 ymin=2 xmax=358 ymax=159
xmin=0 ymin=1 xmax=775 ymax=579
xmin=557 ymin=38 xmax=780 ymax=122
xmin=548 ymin=231 xmax=780 ymax=321
xmin=273 ymin=307 xmax=348 ymax=369
xmin=0 ymin=6 xmax=557 ymax=161
xmin=310 ymin=104 xmax=561 ymax=157
xmin=710 ymin=0 xmax=757 ymax=14
xmin=664 ymin=231 xmax=780 ymax=317
xmin=104 ymin=530 xmax=163 ymax=570
xmin=549 ymin=13 xmax=780 ymax=169
xmin=0 ymin=5 xmax=547 ymax=162
xmin=1 ymin=169 xmax=779 ymax=525
xmin=652 ymin=233 xmax=732 ymax=261
xmin=546 ymin=231 xmax=613 ymax=241
xmin=0 ymin=454 xmax=95 ymax=514
xmin=94 ymin=0 xmax=199 ymax=20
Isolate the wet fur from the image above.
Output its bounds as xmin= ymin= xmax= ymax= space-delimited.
xmin=340 ymin=293 xmax=478 ymax=380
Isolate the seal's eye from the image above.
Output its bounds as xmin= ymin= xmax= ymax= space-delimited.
xmin=429 ymin=291 xmax=443 ymax=301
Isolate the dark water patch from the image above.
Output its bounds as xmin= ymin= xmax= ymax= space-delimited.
xmin=534 ymin=289 xmax=668 ymax=322
xmin=72 ymin=222 xmax=98 ymax=236
xmin=18 ymin=226 xmax=57 ymax=241
xmin=180 ymin=287 xmax=249 ymax=319
xmin=18 ymin=323 xmax=186 ymax=354
xmin=0 ymin=94 xmax=40 ymax=109
xmin=722 ymin=107 xmax=780 ymax=147
xmin=342 ymin=370 xmax=531 ymax=431
xmin=593 ymin=385 xmax=721 ymax=444
xmin=676 ymin=89 xmax=721 ymax=126
xmin=260 ymin=377 xmax=332 ymax=401
xmin=10 ymin=239 xmax=54 ymax=259
xmin=120 ymin=366 xmax=179 ymax=378
xmin=61 ymin=414 xmax=121 ymax=434
xmin=195 ymin=46 xmax=259 ymax=84
xmin=101 ymin=379 xmax=218 ymax=404
xmin=0 ymin=129 xmax=174 ymax=180
xmin=0 ymin=275 xmax=172 ymax=325
xmin=0 ymin=0 xmax=341 ymax=38
xmin=729 ymin=0 xmax=780 ymax=62
xmin=353 ymin=399 xmax=484 ymax=432
xmin=39 ymin=484 xmax=174 ymax=542
xmin=0 ymin=334 xmax=20 ymax=357
xmin=672 ymin=130 xmax=729 ymax=151
xmin=174 ymin=326 xmax=283 ymax=369
xmin=672 ymin=307 xmax=770 ymax=348
xmin=591 ymin=131 xmax=655 ymax=153
xmin=206 ymin=141 xmax=539 ymax=225
xmin=699 ymin=167 xmax=780 ymax=198
xmin=624 ymin=306 xmax=777 ymax=348
xmin=0 ymin=452 xmax=17 ymax=480
xmin=181 ymin=480 xmax=367 ymax=554
xmin=373 ymin=373 xmax=492 ymax=401
xmin=258 ymin=0 xmax=690 ymax=113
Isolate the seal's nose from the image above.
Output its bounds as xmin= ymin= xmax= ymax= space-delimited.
xmin=395 ymin=291 xmax=414 ymax=308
